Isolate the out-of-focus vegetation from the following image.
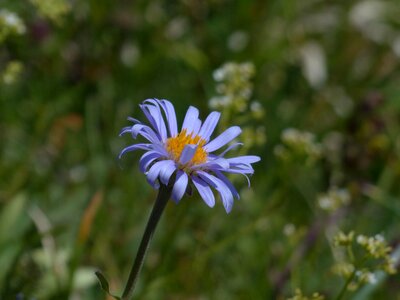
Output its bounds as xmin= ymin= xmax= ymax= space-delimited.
xmin=1 ymin=0 xmax=400 ymax=299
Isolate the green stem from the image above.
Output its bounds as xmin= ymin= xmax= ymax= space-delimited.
xmin=121 ymin=184 xmax=172 ymax=300
xmin=335 ymin=257 xmax=367 ymax=300
xmin=335 ymin=268 xmax=357 ymax=300
xmin=347 ymin=246 xmax=355 ymax=264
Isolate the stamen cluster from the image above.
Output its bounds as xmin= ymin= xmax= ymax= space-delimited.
xmin=166 ymin=129 xmax=207 ymax=166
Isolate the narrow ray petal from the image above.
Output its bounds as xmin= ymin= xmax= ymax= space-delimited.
xmin=192 ymin=157 xmax=229 ymax=170
xmin=146 ymin=160 xmax=170 ymax=187
xmin=227 ymin=155 xmax=261 ymax=164
xmin=139 ymin=104 xmax=160 ymax=136
xmin=226 ymin=162 xmax=255 ymax=173
xmin=139 ymin=151 xmax=162 ymax=173
xmin=192 ymin=176 xmax=215 ymax=207
xmin=172 ymin=171 xmax=188 ymax=203
xmin=129 ymin=123 xmax=160 ymax=143
xmin=145 ymin=104 xmax=168 ymax=142
xmin=144 ymin=98 xmax=176 ymax=138
xmin=214 ymin=170 xmax=240 ymax=199
xmin=197 ymin=171 xmax=234 ymax=213
xmin=218 ymin=142 xmax=243 ymax=157
xmin=179 ymin=144 xmax=198 ymax=165
xmin=198 ymin=111 xmax=220 ymax=141
xmin=222 ymin=165 xmax=254 ymax=175
xmin=182 ymin=106 xmax=199 ymax=133
xmin=118 ymin=144 xmax=153 ymax=159
xmin=119 ymin=127 xmax=133 ymax=136
xmin=159 ymin=161 xmax=177 ymax=185
xmin=159 ymin=99 xmax=178 ymax=136
xmin=192 ymin=118 xmax=202 ymax=135
xmin=204 ymin=126 xmax=242 ymax=152
xmin=127 ymin=117 xmax=141 ymax=123
xmin=219 ymin=169 xmax=251 ymax=186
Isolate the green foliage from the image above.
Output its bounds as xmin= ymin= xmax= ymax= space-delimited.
xmin=95 ymin=271 xmax=121 ymax=300
xmin=1 ymin=0 xmax=400 ymax=299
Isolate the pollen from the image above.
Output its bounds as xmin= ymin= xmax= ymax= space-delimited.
xmin=166 ymin=129 xmax=207 ymax=165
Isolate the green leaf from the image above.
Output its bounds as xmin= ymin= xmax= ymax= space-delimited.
xmin=95 ymin=271 xmax=121 ymax=300
xmin=0 ymin=194 xmax=30 ymax=289
xmin=0 ymin=243 xmax=22 ymax=285
xmin=0 ymin=193 xmax=28 ymax=244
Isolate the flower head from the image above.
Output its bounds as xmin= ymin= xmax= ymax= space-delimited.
xmin=119 ymin=99 xmax=260 ymax=213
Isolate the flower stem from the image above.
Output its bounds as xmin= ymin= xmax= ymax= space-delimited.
xmin=335 ymin=256 xmax=367 ymax=300
xmin=121 ymin=184 xmax=172 ymax=300
xmin=335 ymin=268 xmax=357 ymax=300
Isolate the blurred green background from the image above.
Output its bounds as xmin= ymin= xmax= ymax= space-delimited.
xmin=1 ymin=0 xmax=400 ymax=299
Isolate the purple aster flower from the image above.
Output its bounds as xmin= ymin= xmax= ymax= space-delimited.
xmin=119 ymin=98 xmax=260 ymax=213
xmin=96 ymin=98 xmax=260 ymax=299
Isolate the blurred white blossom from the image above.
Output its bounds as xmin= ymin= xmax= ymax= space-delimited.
xmin=287 ymin=289 xmax=325 ymax=300
xmin=299 ymin=42 xmax=327 ymax=89
xmin=275 ymin=128 xmax=321 ymax=163
xmin=120 ymin=42 xmax=140 ymax=67
xmin=0 ymin=9 xmax=26 ymax=42
xmin=165 ymin=17 xmax=188 ymax=40
xmin=227 ymin=30 xmax=249 ymax=52
xmin=318 ymin=187 xmax=350 ymax=212
xmin=209 ymin=62 xmax=266 ymax=150
xmin=349 ymin=0 xmax=395 ymax=44
xmin=1 ymin=61 xmax=24 ymax=85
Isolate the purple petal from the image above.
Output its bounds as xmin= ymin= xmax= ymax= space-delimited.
xmin=192 ymin=176 xmax=215 ymax=207
xmin=227 ymin=155 xmax=261 ymax=164
xmin=218 ymin=169 xmax=251 ymax=186
xmin=218 ymin=142 xmax=243 ymax=157
xmin=119 ymin=126 xmax=133 ymax=136
xmin=197 ymin=171 xmax=234 ymax=213
xmin=150 ymin=143 xmax=169 ymax=157
xmin=128 ymin=124 xmax=150 ymax=138
xmin=225 ymin=165 xmax=255 ymax=175
xmin=198 ymin=111 xmax=220 ymax=141
xmin=159 ymin=160 xmax=177 ymax=185
xmin=179 ymin=144 xmax=197 ymax=165
xmin=120 ymin=119 xmax=158 ymax=143
xmin=139 ymin=151 xmax=162 ymax=172
xmin=182 ymin=106 xmax=200 ymax=134
xmin=159 ymin=99 xmax=178 ymax=136
xmin=214 ymin=170 xmax=240 ymax=199
xmin=146 ymin=160 xmax=171 ymax=188
xmin=129 ymin=124 xmax=161 ymax=144
xmin=204 ymin=126 xmax=242 ymax=153
xmin=145 ymin=98 xmax=178 ymax=137
xmin=127 ymin=117 xmax=141 ymax=123
xmin=222 ymin=163 xmax=255 ymax=174
xmin=192 ymin=157 xmax=229 ymax=170
xmin=140 ymin=104 xmax=159 ymax=136
xmin=172 ymin=170 xmax=188 ymax=203
xmin=192 ymin=118 xmax=202 ymax=135
xmin=143 ymin=98 xmax=160 ymax=107
xmin=118 ymin=143 xmax=153 ymax=159
xmin=145 ymin=104 xmax=168 ymax=142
